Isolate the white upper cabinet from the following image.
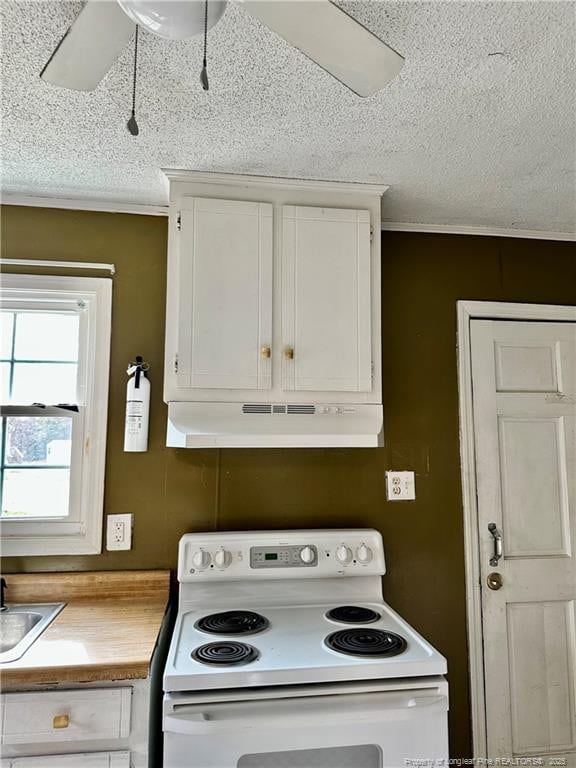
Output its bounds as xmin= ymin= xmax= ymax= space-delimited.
xmin=164 ymin=172 xmax=386 ymax=429
xmin=175 ymin=198 xmax=273 ymax=390
xmin=281 ymin=205 xmax=372 ymax=392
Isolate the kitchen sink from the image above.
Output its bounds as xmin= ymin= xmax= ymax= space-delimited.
xmin=0 ymin=603 xmax=65 ymax=663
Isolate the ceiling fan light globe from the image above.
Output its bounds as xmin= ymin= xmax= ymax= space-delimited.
xmin=117 ymin=0 xmax=227 ymax=40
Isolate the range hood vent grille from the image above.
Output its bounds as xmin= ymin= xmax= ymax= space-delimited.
xmin=242 ymin=404 xmax=316 ymax=415
xmin=242 ymin=404 xmax=272 ymax=414
xmin=287 ymin=404 xmax=316 ymax=415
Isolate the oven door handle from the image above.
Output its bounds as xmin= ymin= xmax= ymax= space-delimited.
xmin=164 ymin=694 xmax=447 ymax=735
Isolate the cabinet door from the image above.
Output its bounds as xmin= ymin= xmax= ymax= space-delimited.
xmin=177 ymin=198 xmax=273 ymax=390
xmin=281 ymin=205 xmax=372 ymax=392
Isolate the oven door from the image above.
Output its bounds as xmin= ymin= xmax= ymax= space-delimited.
xmin=163 ymin=686 xmax=448 ymax=768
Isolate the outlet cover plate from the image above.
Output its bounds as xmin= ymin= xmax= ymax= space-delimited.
xmin=106 ymin=513 xmax=133 ymax=551
xmin=385 ymin=471 xmax=416 ymax=501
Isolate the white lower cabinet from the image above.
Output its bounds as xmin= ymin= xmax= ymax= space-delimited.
xmin=0 ymin=681 xmax=149 ymax=768
xmin=1 ymin=688 xmax=131 ymax=746
xmin=1 ymin=751 xmax=130 ymax=767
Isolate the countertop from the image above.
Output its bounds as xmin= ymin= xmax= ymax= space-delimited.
xmin=0 ymin=570 xmax=171 ymax=689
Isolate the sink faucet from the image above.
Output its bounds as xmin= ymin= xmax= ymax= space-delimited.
xmin=1 ymin=578 xmax=6 ymax=611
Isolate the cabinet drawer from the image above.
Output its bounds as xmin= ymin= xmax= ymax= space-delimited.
xmin=0 ymin=689 xmax=131 ymax=746
xmin=1 ymin=751 xmax=130 ymax=768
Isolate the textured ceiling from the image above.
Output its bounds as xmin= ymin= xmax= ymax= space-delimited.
xmin=1 ymin=0 xmax=575 ymax=233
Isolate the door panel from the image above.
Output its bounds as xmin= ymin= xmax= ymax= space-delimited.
xmin=495 ymin=340 xmax=561 ymax=392
xmin=499 ymin=416 xmax=571 ymax=557
xmin=471 ymin=320 xmax=576 ymax=764
xmin=281 ymin=205 xmax=371 ymax=392
xmin=177 ymin=198 xmax=273 ymax=390
xmin=508 ymin=600 xmax=576 ymax=755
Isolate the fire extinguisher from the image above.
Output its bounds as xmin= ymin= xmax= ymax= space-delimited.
xmin=124 ymin=356 xmax=150 ymax=452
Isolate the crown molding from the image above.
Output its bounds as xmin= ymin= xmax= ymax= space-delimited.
xmin=161 ymin=169 xmax=390 ymax=196
xmin=2 ymin=194 xmax=574 ymax=242
xmin=381 ymin=220 xmax=575 ymax=242
xmin=1 ymin=194 xmax=168 ymax=217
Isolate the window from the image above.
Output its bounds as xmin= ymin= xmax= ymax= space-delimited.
xmin=0 ymin=274 xmax=111 ymax=555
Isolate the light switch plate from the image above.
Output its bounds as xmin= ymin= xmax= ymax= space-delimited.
xmin=106 ymin=513 xmax=133 ymax=551
xmin=385 ymin=471 xmax=416 ymax=501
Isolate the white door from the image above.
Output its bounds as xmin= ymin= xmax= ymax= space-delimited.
xmin=281 ymin=205 xmax=372 ymax=392
xmin=471 ymin=320 xmax=576 ymax=764
xmin=176 ymin=198 xmax=273 ymax=390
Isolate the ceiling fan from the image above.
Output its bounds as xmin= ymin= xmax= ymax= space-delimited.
xmin=40 ymin=0 xmax=404 ymax=97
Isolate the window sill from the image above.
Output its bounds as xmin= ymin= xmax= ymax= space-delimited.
xmin=1 ymin=530 xmax=102 ymax=556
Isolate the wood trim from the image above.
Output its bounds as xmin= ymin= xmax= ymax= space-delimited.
xmin=458 ymin=300 xmax=576 ymax=322
xmin=457 ymin=301 xmax=487 ymax=758
xmin=456 ymin=300 xmax=576 ymax=759
xmin=3 ymin=570 xmax=171 ymax=603
xmin=1 ymin=194 xmax=169 ymax=217
xmin=1 ymin=662 xmax=154 ymax=689
xmin=382 ymin=221 xmax=576 ymax=242
xmin=5 ymin=195 xmax=573 ymax=243
xmin=162 ymin=169 xmax=389 ymax=195
xmin=0 ymin=259 xmax=116 ymax=274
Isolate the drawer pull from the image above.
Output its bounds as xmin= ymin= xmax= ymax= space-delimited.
xmin=52 ymin=714 xmax=70 ymax=729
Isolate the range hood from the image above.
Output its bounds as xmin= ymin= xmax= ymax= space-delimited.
xmin=167 ymin=403 xmax=383 ymax=449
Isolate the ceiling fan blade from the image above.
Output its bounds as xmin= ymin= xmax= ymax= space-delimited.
xmin=240 ymin=0 xmax=404 ymax=97
xmin=40 ymin=1 xmax=136 ymax=91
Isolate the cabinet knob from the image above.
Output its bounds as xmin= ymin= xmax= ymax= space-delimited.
xmin=284 ymin=346 xmax=294 ymax=360
xmin=260 ymin=345 xmax=271 ymax=359
xmin=53 ymin=714 xmax=70 ymax=729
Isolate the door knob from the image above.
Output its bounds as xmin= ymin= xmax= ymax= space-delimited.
xmin=487 ymin=572 xmax=503 ymax=590
xmin=284 ymin=346 xmax=294 ymax=360
xmin=260 ymin=345 xmax=271 ymax=359
xmin=488 ymin=522 xmax=503 ymax=566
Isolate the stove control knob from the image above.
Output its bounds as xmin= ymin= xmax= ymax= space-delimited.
xmin=356 ymin=544 xmax=373 ymax=564
xmin=299 ymin=546 xmax=315 ymax=564
xmin=214 ymin=548 xmax=232 ymax=569
xmin=192 ymin=549 xmax=211 ymax=570
xmin=336 ymin=545 xmax=353 ymax=565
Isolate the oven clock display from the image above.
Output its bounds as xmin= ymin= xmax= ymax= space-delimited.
xmin=250 ymin=545 xmax=318 ymax=568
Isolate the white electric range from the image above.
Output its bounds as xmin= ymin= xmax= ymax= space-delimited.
xmin=163 ymin=529 xmax=448 ymax=768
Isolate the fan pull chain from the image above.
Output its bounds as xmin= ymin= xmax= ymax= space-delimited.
xmin=127 ymin=26 xmax=139 ymax=136
xmin=200 ymin=0 xmax=209 ymax=91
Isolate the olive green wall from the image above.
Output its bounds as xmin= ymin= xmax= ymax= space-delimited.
xmin=2 ymin=204 xmax=576 ymax=758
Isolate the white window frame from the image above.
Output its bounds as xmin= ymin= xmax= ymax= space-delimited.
xmin=0 ymin=274 xmax=112 ymax=556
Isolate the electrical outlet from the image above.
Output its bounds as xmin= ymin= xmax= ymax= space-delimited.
xmin=385 ymin=471 xmax=416 ymax=501
xmin=106 ymin=514 xmax=133 ymax=551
